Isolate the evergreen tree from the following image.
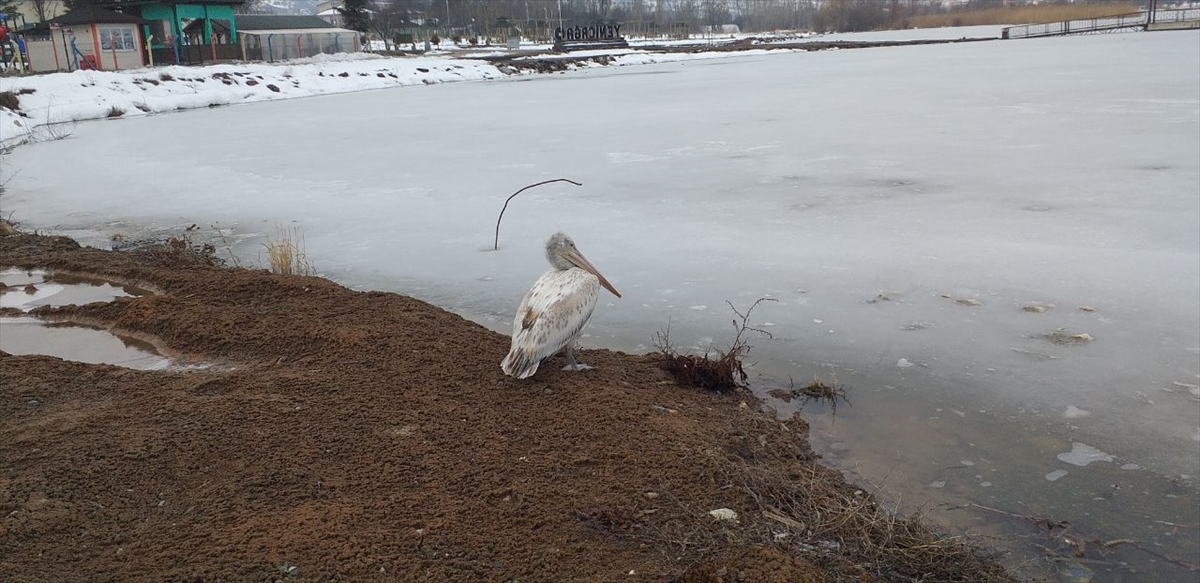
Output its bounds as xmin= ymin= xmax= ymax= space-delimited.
xmin=338 ymin=0 xmax=370 ymax=33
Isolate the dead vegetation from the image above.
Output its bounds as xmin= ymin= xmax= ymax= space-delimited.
xmin=0 ymin=216 xmax=19 ymax=237
xmin=735 ymin=463 xmax=1013 ymax=583
xmin=908 ymin=2 xmax=1138 ymax=28
xmin=123 ymin=237 xmax=221 ymax=268
xmin=106 ymin=106 xmax=125 ymax=118
xmin=654 ymin=298 xmax=775 ymax=391
xmin=0 ymin=91 xmax=20 ymax=112
xmin=263 ymin=224 xmax=314 ymax=276
xmin=769 ymin=376 xmax=850 ymax=414
xmin=577 ymin=431 xmax=1014 ymax=583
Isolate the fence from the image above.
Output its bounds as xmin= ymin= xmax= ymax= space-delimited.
xmin=1149 ymin=7 xmax=1200 ymax=28
xmin=238 ymin=30 xmax=360 ymax=62
xmin=1003 ymin=8 xmax=1200 ymax=39
xmin=148 ymin=43 xmax=242 ymax=66
xmin=1002 ymin=11 xmax=1149 ymax=39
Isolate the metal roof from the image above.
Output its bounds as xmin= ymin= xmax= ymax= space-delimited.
xmin=234 ymin=15 xmax=336 ymax=31
xmin=48 ymin=6 xmax=148 ymax=26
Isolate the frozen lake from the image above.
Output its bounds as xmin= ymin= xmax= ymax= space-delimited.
xmin=5 ymin=29 xmax=1199 ymax=579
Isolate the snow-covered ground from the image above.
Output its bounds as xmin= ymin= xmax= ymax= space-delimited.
xmin=3 ymin=28 xmax=1199 ymax=577
xmin=0 ymin=46 xmax=816 ymax=147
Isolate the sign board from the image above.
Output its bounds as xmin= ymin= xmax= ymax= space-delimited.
xmin=554 ymin=24 xmax=622 ymax=42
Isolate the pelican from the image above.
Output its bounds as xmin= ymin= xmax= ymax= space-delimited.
xmin=501 ymin=232 xmax=621 ymax=379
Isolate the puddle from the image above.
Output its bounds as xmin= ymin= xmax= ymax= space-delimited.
xmin=0 ymin=268 xmax=170 ymax=370
xmin=1 ymin=268 xmax=151 ymax=311
xmin=0 ymin=317 xmax=171 ymax=370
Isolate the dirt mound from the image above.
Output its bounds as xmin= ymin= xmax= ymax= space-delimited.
xmin=0 ymin=233 xmax=1012 ymax=582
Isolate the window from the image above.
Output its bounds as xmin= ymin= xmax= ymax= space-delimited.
xmin=99 ymin=27 xmax=137 ymax=51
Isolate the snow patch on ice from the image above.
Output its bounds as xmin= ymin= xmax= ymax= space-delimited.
xmin=1057 ymin=442 xmax=1114 ymax=467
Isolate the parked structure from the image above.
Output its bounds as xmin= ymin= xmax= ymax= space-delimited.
xmin=235 ymin=15 xmax=360 ymax=62
xmin=22 ymin=6 xmax=147 ymax=72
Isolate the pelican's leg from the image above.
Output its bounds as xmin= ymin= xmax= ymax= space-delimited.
xmin=562 ymin=344 xmax=593 ymax=372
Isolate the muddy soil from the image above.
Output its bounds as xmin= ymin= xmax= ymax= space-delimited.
xmin=0 ymin=233 xmax=1013 ymax=582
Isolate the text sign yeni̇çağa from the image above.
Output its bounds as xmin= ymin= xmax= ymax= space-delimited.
xmin=554 ymin=24 xmax=622 ymax=42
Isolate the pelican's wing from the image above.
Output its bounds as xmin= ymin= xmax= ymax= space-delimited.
xmin=501 ymin=269 xmax=600 ymax=379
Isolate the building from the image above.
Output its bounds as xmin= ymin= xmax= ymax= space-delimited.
xmin=21 ymin=6 xmax=147 ymax=72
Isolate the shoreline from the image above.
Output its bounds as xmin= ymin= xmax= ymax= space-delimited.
xmin=0 ymin=231 xmax=1014 ymax=581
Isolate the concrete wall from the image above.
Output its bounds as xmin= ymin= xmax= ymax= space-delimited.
xmin=24 ymin=39 xmax=63 ymax=72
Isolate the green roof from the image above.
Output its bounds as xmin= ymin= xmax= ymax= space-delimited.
xmin=234 ymin=15 xmax=335 ymax=31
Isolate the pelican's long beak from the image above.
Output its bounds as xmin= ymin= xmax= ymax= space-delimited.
xmin=564 ymin=248 xmax=622 ymax=298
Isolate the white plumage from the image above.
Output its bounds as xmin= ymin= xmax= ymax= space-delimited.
xmin=501 ymin=232 xmax=621 ymax=379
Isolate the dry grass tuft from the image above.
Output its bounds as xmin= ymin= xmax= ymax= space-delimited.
xmin=739 ymin=463 xmax=1014 ymax=582
xmin=0 ymin=218 xmax=20 ymax=237
xmin=106 ymin=105 xmax=126 ymax=118
xmin=909 ymin=3 xmax=1138 ymax=28
xmin=263 ymin=224 xmax=315 ymax=276
xmin=655 ymin=298 xmax=776 ymax=391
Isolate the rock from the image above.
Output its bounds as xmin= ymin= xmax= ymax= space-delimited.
xmin=708 ymin=508 xmax=738 ymax=522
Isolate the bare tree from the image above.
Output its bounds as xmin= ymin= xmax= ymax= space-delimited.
xmin=29 ymin=0 xmax=62 ymax=22
xmin=702 ymin=0 xmax=730 ymax=31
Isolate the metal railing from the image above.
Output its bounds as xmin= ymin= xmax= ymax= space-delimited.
xmin=1150 ymin=7 xmax=1200 ymax=25
xmin=1003 ymin=8 xmax=1200 ymax=39
xmin=1002 ymin=12 xmax=1148 ymax=39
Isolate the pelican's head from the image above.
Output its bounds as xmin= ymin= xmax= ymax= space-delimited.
xmin=545 ymin=231 xmax=621 ymax=298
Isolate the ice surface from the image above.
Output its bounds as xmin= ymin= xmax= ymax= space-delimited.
xmin=3 ymin=32 xmax=1199 ymax=479
xmin=1045 ymin=469 xmax=1069 ymax=482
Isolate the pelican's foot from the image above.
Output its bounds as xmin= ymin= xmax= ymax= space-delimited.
xmin=564 ymin=346 xmax=592 ymax=372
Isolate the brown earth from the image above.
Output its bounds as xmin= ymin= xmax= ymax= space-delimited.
xmin=0 ymin=233 xmax=1014 ymax=583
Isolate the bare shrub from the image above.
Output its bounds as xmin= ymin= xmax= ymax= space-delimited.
xmin=39 ymin=121 xmax=76 ymax=142
xmin=654 ymin=298 xmax=776 ymax=391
